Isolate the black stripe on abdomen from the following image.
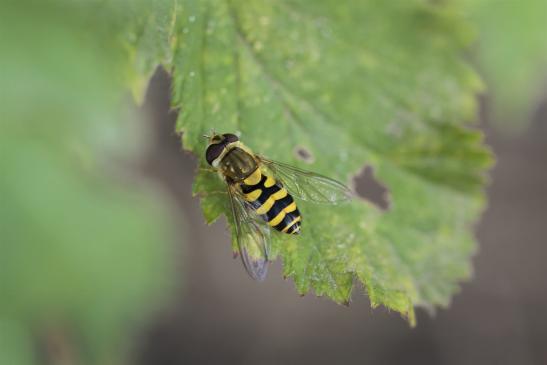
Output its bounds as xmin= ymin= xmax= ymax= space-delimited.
xmin=240 ymin=174 xmax=266 ymax=194
xmin=264 ymin=194 xmax=292 ymax=221
xmin=272 ymin=208 xmax=301 ymax=234
xmin=240 ymin=174 xmax=302 ymax=235
xmin=270 ymin=193 xmax=301 ymax=235
xmin=241 ymin=176 xmax=281 ymax=210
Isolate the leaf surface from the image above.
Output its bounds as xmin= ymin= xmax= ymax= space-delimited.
xmin=133 ymin=0 xmax=493 ymax=323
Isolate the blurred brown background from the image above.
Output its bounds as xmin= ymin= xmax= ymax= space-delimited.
xmin=135 ymin=70 xmax=547 ymax=365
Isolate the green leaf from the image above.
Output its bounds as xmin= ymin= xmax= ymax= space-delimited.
xmin=4 ymin=0 xmax=493 ymax=328
xmin=0 ymin=0 xmax=493 ymax=337
xmin=158 ymin=0 xmax=493 ymax=323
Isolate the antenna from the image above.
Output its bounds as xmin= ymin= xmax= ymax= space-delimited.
xmin=203 ymin=128 xmax=217 ymax=139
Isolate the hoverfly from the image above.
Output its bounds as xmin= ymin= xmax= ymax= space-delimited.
xmin=204 ymin=132 xmax=351 ymax=280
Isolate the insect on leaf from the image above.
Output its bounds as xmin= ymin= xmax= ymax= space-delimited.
xmin=129 ymin=0 xmax=493 ymax=324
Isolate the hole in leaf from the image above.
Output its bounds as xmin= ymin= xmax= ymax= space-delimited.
xmin=353 ymin=165 xmax=390 ymax=211
xmin=294 ymin=146 xmax=314 ymax=163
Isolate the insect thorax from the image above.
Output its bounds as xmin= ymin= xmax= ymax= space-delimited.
xmin=218 ymin=147 xmax=258 ymax=182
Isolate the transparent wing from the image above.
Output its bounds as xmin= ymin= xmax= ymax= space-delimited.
xmin=227 ymin=185 xmax=271 ymax=281
xmin=258 ymin=156 xmax=352 ymax=204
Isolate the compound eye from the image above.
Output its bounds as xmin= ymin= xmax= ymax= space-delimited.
xmin=205 ymin=143 xmax=225 ymax=165
xmin=223 ymin=133 xmax=239 ymax=143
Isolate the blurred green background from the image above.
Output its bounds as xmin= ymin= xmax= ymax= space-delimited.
xmin=0 ymin=2 xmax=177 ymax=364
xmin=1 ymin=1 xmax=546 ymax=364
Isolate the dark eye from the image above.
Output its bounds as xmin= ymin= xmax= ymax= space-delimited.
xmin=223 ymin=133 xmax=239 ymax=143
xmin=205 ymin=143 xmax=225 ymax=165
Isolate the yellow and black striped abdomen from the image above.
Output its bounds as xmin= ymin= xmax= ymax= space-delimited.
xmin=239 ymin=168 xmax=301 ymax=235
